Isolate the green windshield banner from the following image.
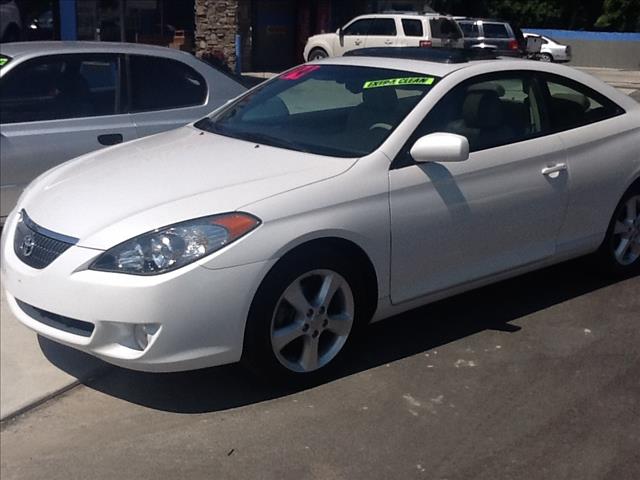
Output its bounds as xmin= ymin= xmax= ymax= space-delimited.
xmin=363 ymin=77 xmax=435 ymax=89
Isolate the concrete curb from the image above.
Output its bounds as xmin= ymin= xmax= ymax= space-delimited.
xmin=1 ymin=380 xmax=79 ymax=423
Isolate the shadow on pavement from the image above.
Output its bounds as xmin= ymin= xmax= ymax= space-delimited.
xmin=39 ymin=257 xmax=636 ymax=414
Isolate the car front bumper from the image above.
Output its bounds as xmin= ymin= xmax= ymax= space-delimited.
xmin=1 ymin=211 xmax=273 ymax=372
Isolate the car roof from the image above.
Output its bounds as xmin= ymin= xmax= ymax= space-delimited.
xmin=455 ymin=18 xmax=510 ymax=24
xmin=353 ymin=13 xmax=455 ymax=20
xmin=0 ymin=41 xmax=194 ymax=62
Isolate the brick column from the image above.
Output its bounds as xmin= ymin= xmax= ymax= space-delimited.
xmin=195 ymin=0 xmax=240 ymax=71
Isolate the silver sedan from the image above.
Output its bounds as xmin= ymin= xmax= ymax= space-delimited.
xmin=0 ymin=41 xmax=246 ymax=221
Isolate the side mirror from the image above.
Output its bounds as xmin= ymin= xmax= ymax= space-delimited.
xmin=339 ymin=27 xmax=344 ymax=47
xmin=410 ymin=133 xmax=469 ymax=163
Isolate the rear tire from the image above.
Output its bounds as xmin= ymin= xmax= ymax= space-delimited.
xmin=242 ymin=247 xmax=367 ymax=383
xmin=538 ymin=53 xmax=553 ymax=62
xmin=308 ymin=48 xmax=329 ymax=61
xmin=595 ymin=185 xmax=640 ymax=275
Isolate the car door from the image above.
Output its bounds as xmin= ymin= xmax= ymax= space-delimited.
xmin=388 ymin=71 xmax=569 ymax=304
xmin=537 ymin=72 xmax=633 ymax=254
xmin=127 ymin=54 xmax=211 ymax=138
xmin=337 ymin=18 xmax=373 ymax=56
xmin=363 ymin=17 xmax=399 ymax=49
xmin=0 ymin=53 xmax=136 ymax=218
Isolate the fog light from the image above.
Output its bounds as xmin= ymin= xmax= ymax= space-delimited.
xmin=133 ymin=324 xmax=160 ymax=351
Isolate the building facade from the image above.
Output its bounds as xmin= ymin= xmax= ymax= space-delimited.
xmin=195 ymin=0 xmax=432 ymax=71
xmin=7 ymin=0 xmax=429 ymax=72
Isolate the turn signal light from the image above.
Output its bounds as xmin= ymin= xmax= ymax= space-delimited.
xmin=419 ymin=40 xmax=432 ymax=48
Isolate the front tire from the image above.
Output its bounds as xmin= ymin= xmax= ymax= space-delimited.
xmin=537 ymin=53 xmax=553 ymax=62
xmin=308 ymin=48 xmax=329 ymax=61
xmin=242 ymin=248 xmax=366 ymax=383
xmin=596 ymin=186 xmax=640 ymax=275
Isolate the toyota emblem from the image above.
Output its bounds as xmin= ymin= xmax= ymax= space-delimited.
xmin=20 ymin=235 xmax=35 ymax=257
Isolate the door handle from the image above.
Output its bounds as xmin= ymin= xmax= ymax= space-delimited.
xmin=355 ymin=39 xmax=362 ymax=46
xmin=541 ymin=163 xmax=567 ymax=177
xmin=384 ymin=40 xmax=393 ymax=45
xmin=98 ymin=133 xmax=123 ymax=146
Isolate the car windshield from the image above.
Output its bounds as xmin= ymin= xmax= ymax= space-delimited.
xmin=196 ymin=65 xmax=439 ymax=158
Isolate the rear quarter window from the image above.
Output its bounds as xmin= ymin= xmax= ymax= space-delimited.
xmin=540 ymin=73 xmax=625 ymax=132
xmin=483 ymin=23 xmax=510 ymax=38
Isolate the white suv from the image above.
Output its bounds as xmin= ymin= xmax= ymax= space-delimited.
xmin=303 ymin=13 xmax=464 ymax=61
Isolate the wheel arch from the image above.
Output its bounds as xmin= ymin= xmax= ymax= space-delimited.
xmin=260 ymin=235 xmax=380 ymax=323
xmin=306 ymin=42 xmax=332 ymax=61
xmin=627 ymin=175 xmax=640 ymax=192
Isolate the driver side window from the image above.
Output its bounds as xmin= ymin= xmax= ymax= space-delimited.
xmin=343 ymin=19 xmax=373 ymax=36
xmin=395 ymin=72 xmax=545 ymax=168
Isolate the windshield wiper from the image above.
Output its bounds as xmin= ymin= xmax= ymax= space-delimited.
xmin=195 ymin=120 xmax=306 ymax=151
xmin=234 ymin=131 xmax=311 ymax=153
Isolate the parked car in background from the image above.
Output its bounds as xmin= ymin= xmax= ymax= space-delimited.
xmin=0 ymin=41 xmax=246 ymax=221
xmin=455 ymin=18 xmax=541 ymax=58
xmin=303 ymin=13 xmax=463 ymax=61
xmin=2 ymin=49 xmax=638 ymax=381
xmin=25 ymin=9 xmax=55 ymax=41
xmin=524 ymin=32 xmax=572 ymax=63
xmin=0 ymin=0 xmax=22 ymax=43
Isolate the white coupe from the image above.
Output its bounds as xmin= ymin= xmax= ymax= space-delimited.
xmin=2 ymin=49 xmax=638 ymax=381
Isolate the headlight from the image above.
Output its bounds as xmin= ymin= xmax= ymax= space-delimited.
xmin=90 ymin=213 xmax=261 ymax=275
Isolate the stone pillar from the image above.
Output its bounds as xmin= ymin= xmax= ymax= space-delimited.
xmin=195 ymin=0 xmax=240 ymax=71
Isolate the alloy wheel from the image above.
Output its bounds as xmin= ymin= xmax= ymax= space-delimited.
xmin=612 ymin=194 xmax=640 ymax=266
xmin=270 ymin=269 xmax=354 ymax=373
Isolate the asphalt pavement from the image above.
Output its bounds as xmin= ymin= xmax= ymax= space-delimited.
xmin=1 ymin=259 xmax=638 ymax=479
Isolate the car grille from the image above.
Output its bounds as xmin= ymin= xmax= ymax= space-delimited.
xmin=15 ymin=299 xmax=95 ymax=337
xmin=13 ymin=210 xmax=78 ymax=269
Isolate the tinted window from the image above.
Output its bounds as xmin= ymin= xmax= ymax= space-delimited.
xmin=343 ymin=19 xmax=372 ymax=36
xmin=430 ymin=19 xmax=462 ymax=39
xmin=129 ymin=56 xmax=206 ymax=112
xmin=402 ymin=19 xmax=423 ymax=37
xmin=369 ymin=18 xmax=397 ymax=36
xmin=540 ymin=73 xmax=624 ymax=132
xmin=458 ymin=22 xmax=479 ymax=38
xmin=394 ymin=73 xmax=544 ymax=165
xmin=483 ymin=23 xmax=510 ymax=38
xmin=0 ymin=54 xmax=120 ymax=124
xmin=196 ymin=65 xmax=439 ymax=158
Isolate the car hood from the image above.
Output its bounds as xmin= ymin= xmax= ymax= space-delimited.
xmin=19 ymin=126 xmax=357 ymax=249
xmin=308 ymin=32 xmax=336 ymax=42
